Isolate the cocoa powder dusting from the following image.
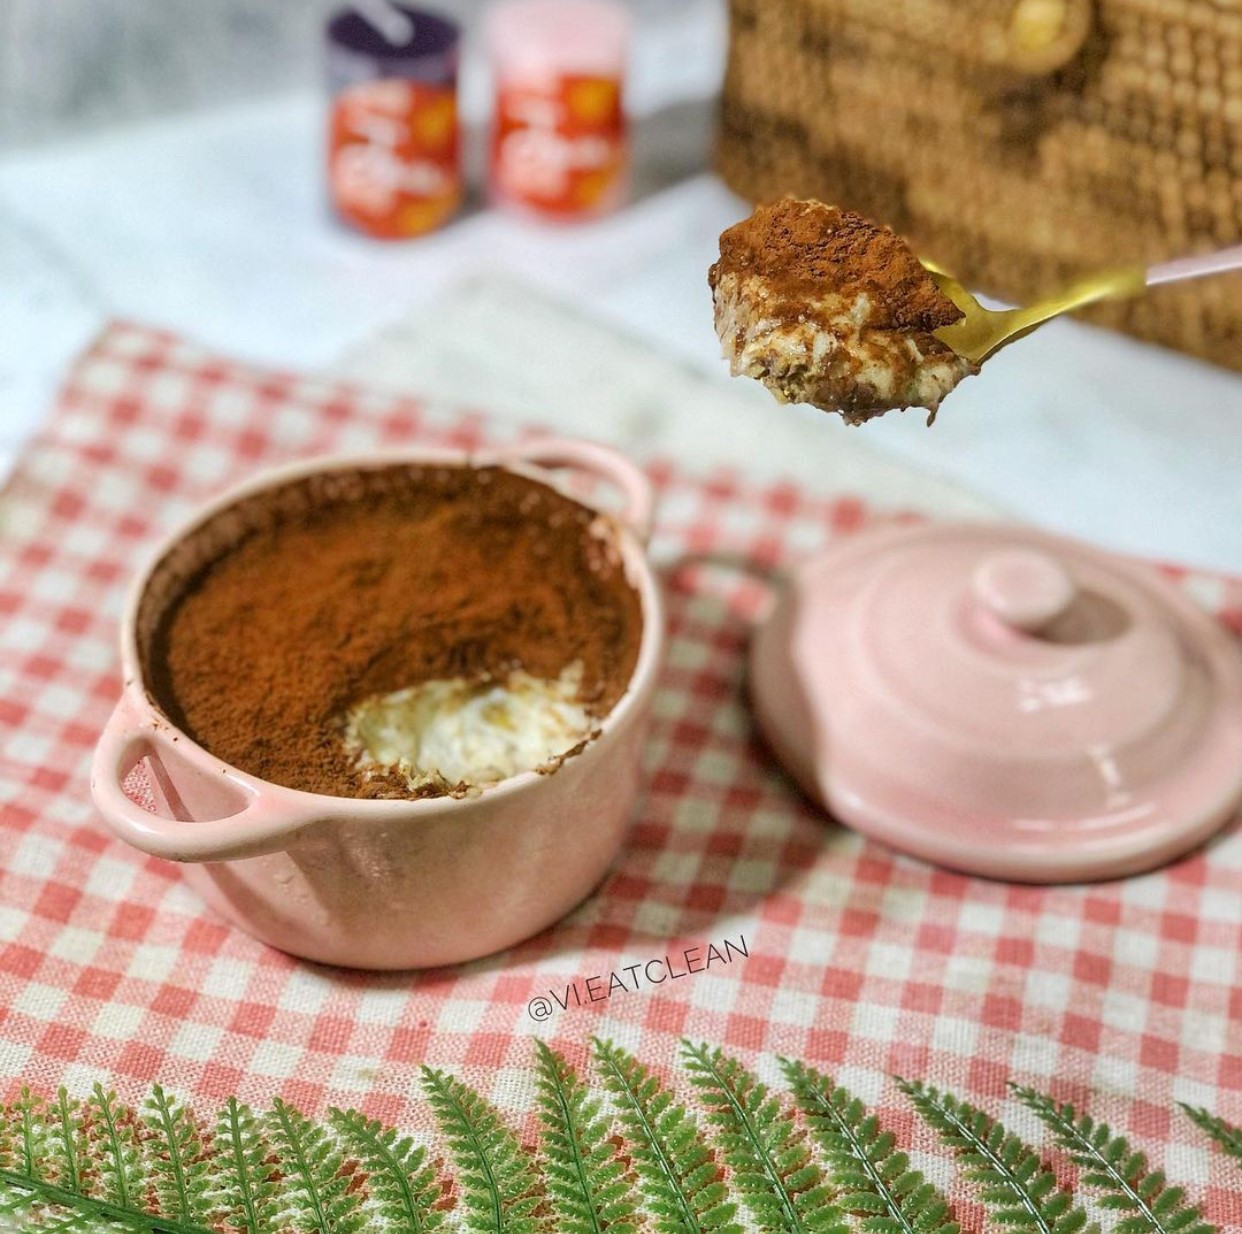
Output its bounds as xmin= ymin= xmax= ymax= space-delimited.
xmin=709 ymin=197 xmax=963 ymax=334
xmin=147 ymin=465 xmax=644 ymax=799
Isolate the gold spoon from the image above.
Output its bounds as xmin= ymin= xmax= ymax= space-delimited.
xmin=924 ymin=245 xmax=1242 ymax=365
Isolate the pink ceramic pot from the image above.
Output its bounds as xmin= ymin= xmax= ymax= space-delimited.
xmin=91 ymin=439 xmax=663 ymax=970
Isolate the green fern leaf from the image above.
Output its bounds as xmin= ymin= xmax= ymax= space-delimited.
xmin=1014 ymin=1086 xmax=1216 ymax=1234
xmin=900 ymin=1079 xmax=1098 ymax=1234
xmin=330 ymin=1107 xmax=446 ymax=1233
xmin=1180 ymin=1106 xmax=1242 ymax=1169
xmin=11 ymin=1206 xmax=104 ymax=1234
xmin=0 ymin=1055 xmax=1234 ymax=1234
xmin=213 ymin=1097 xmax=281 ymax=1234
xmin=1 ymin=1088 xmax=85 ymax=1201
xmin=0 ymin=1090 xmax=49 ymax=1229
xmin=533 ymin=1040 xmax=638 ymax=1234
xmin=594 ymin=1038 xmax=742 ymax=1234
xmin=0 ymin=1191 xmax=32 ymax=1224
xmin=17 ymin=1088 xmax=56 ymax=1188
xmin=782 ymin=1060 xmax=958 ymax=1234
xmin=0 ymin=1098 xmax=15 ymax=1175
xmin=0 ymin=1089 xmax=217 ymax=1234
xmin=0 ymin=1204 xmax=70 ymax=1234
xmin=422 ymin=1066 xmax=545 ymax=1234
xmin=87 ymin=1085 xmax=145 ymax=1213
xmin=51 ymin=1090 xmax=88 ymax=1197
xmin=141 ymin=1084 xmax=214 ymax=1228
xmin=265 ymin=1097 xmax=367 ymax=1234
xmin=15 ymin=1089 xmax=52 ymax=1183
xmin=682 ymin=1042 xmax=844 ymax=1234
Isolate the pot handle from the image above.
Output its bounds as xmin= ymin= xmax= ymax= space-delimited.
xmin=494 ymin=437 xmax=656 ymax=543
xmin=90 ymin=695 xmax=318 ymax=862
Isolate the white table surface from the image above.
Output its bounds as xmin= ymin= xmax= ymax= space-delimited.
xmin=1 ymin=67 xmax=1240 ymax=572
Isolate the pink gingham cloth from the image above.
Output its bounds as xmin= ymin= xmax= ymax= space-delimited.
xmin=1 ymin=322 xmax=1239 ymax=1221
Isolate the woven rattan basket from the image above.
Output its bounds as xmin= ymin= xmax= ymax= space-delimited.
xmin=716 ymin=0 xmax=1241 ymax=371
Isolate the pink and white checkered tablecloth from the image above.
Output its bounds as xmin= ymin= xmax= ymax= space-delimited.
xmin=1 ymin=322 xmax=1239 ymax=1219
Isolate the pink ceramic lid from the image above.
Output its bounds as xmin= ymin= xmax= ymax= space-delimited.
xmin=749 ymin=523 xmax=1242 ymax=882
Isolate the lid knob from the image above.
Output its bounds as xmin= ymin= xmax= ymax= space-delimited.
xmin=972 ymin=549 xmax=1076 ymax=632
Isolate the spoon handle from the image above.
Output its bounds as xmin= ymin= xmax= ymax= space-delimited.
xmin=1147 ymin=244 xmax=1242 ymax=287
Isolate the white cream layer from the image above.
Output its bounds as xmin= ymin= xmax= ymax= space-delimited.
xmin=343 ymin=663 xmax=593 ymax=792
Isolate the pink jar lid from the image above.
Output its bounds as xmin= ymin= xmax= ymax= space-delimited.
xmin=487 ymin=0 xmax=631 ymax=79
xmin=749 ymin=522 xmax=1242 ymax=882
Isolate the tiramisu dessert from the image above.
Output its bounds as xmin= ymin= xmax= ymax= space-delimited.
xmin=709 ymin=198 xmax=978 ymax=424
xmin=148 ymin=464 xmax=643 ymax=800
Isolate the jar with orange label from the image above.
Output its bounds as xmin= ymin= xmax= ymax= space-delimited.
xmin=326 ymin=5 xmax=462 ymax=239
xmin=486 ymin=0 xmax=632 ymax=221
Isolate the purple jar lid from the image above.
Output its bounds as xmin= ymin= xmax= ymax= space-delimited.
xmin=326 ymin=4 xmax=460 ymax=91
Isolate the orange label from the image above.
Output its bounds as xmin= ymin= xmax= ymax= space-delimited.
xmin=491 ymin=75 xmax=627 ymax=217
xmin=329 ymin=80 xmax=460 ymax=239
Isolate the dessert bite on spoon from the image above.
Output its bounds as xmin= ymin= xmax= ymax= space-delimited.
xmin=710 ymin=197 xmax=1242 ymax=425
xmin=710 ymin=199 xmax=976 ymax=424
